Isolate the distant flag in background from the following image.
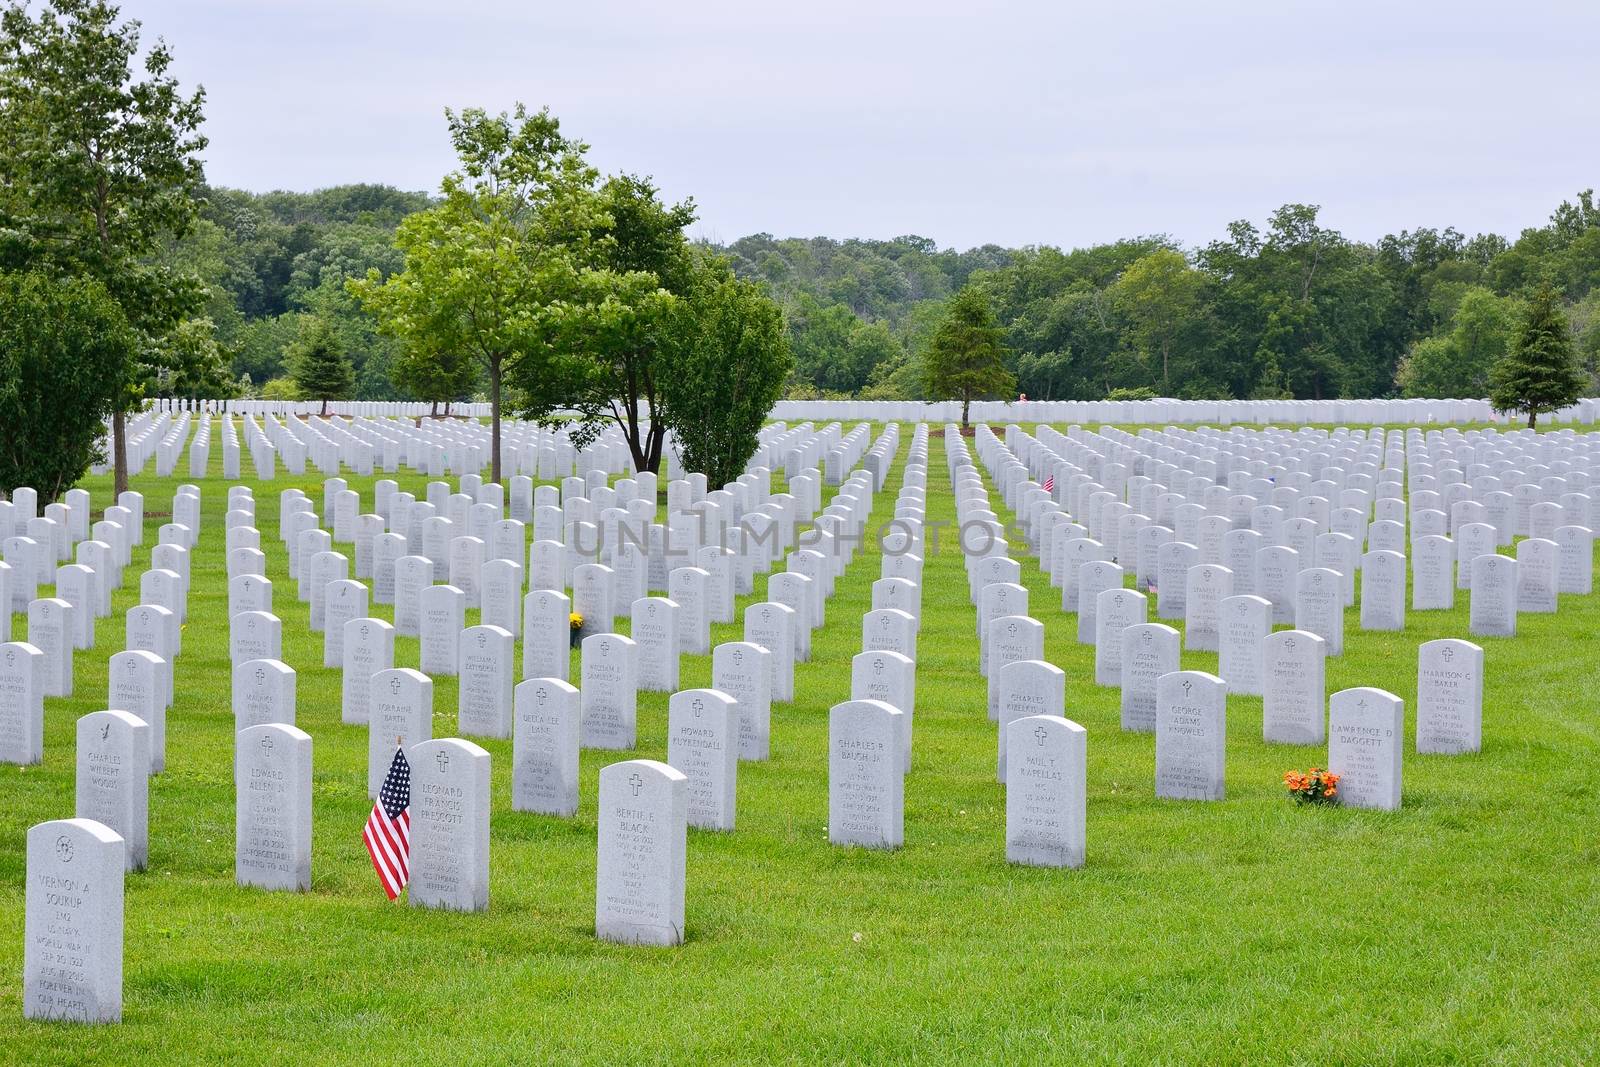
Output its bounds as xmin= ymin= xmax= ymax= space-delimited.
xmin=1042 ymin=474 xmax=1054 ymax=493
xmin=364 ymin=746 xmax=411 ymax=900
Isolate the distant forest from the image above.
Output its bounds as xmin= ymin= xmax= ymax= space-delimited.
xmin=170 ymin=184 xmax=1600 ymax=403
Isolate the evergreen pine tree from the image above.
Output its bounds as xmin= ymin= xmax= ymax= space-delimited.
xmin=289 ymin=318 xmax=355 ymax=416
xmin=1489 ymin=284 xmax=1585 ymax=429
xmin=923 ymin=286 xmax=1016 ymax=430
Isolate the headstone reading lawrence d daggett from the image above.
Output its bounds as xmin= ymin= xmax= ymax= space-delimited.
xmin=24 ymin=818 xmax=125 ymax=1023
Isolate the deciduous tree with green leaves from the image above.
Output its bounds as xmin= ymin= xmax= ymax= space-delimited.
xmin=513 ymin=173 xmax=690 ymax=473
xmin=656 ymin=258 xmax=792 ymax=487
xmin=1395 ymin=287 xmax=1520 ymax=398
xmin=288 ymin=317 xmax=355 ymax=416
xmin=0 ymin=270 xmax=136 ymax=501
xmin=924 ymin=285 xmax=1015 ymax=430
xmin=1112 ymin=248 xmax=1205 ymax=391
xmin=350 ymin=104 xmax=604 ymax=482
xmin=0 ymin=0 xmax=208 ymax=495
xmin=391 ymin=343 xmax=478 ymax=416
xmin=1489 ymin=284 xmax=1584 ymax=428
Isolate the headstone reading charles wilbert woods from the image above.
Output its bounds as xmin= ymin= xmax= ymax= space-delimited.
xmin=24 ymin=818 xmax=125 ymax=1023
xmin=406 ymin=738 xmax=491 ymax=912
xmin=596 ymin=758 xmax=688 ymax=947
xmin=75 ymin=710 xmax=150 ymax=871
xmin=235 ymin=723 xmax=313 ymax=892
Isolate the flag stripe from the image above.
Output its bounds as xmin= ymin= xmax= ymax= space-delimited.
xmin=363 ymin=747 xmax=412 ymax=900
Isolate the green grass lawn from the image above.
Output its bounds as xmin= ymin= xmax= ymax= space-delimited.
xmin=2 ymin=421 xmax=1599 ymax=1064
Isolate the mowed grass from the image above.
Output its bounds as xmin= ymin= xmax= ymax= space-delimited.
xmin=1 ymin=420 xmax=1599 ymax=1065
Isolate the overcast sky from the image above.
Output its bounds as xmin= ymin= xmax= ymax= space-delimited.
xmin=128 ymin=0 xmax=1600 ymax=250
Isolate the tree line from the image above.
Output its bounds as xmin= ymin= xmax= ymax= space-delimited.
xmin=3 ymin=0 xmax=1593 ymax=505
xmin=0 ymin=0 xmax=790 ymax=499
xmin=176 ymin=190 xmax=1600 ymax=415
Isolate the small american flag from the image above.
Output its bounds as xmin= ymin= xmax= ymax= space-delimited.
xmin=1042 ymin=474 xmax=1054 ymax=493
xmin=364 ymin=746 xmax=411 ymax=900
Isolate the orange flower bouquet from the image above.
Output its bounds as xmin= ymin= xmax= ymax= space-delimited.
xmin=1284 ymin=767 xmax=1340 ymax=805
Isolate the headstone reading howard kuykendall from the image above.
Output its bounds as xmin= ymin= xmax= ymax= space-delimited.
xmin=666 ymin=688 xmax=739 ymax=831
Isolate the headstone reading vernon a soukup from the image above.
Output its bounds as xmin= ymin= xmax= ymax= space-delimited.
xmin=24 ymin=818 xmax=125 ymax=1023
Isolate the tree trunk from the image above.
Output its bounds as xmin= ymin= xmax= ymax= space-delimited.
xmin=112 ymin=409 xmax=128 ymax=497
xmin=490 ymin=356 xmax=502 ymax=485
xmin=646 ymin=423 xmax=666 ymax=474
xmin=430 ymin=399 xmax=439 ymax=417
xmin=321 ymin=397 xmax=329 ymax=417
xmin=1529 ymin=411 xmax=1538 ymax=430
xmin=961 ymin=396 xmax=971 ymax=431
xmin=1162 ymin=342 xmax=1170 ymax=391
